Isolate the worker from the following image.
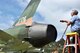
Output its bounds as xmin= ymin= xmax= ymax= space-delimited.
xmin=60 ymin=9 xmax=80 ymax=53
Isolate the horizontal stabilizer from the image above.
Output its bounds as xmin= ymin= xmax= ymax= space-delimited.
xmin=0 ymin=30 xmax=32 ymax=51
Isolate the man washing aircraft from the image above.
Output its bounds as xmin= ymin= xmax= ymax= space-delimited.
xmin=60 ymin=9 xmax=80 ymax=53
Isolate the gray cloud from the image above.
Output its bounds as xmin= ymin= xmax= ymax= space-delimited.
xmin=35 ymin=0 xmax=80 ymax=41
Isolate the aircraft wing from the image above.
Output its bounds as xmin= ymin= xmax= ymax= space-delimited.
xmin=0 ymin=30 xmax=32 ymax=51
xmin=13 ymin=0 xmax=41 ymax=26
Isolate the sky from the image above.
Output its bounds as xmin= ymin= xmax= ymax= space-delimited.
xmin=0 ymin=0 xmax=80 ymax=41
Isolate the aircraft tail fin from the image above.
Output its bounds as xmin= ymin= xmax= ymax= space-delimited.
xmin=13 ymin=0 xmax=41 ymax=26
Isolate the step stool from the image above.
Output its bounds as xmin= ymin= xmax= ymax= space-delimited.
xmin=62 ymin=32 xmax=79 ymax=53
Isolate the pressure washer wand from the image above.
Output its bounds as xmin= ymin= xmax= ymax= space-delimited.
xmin=61 ymin=25 xmax=68 ymax=39
xmin=60 ymin=20 xmax=68 ymax=39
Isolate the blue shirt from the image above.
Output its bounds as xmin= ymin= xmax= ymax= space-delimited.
xmin=70 ymin=15 xmax=80 ymax=31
